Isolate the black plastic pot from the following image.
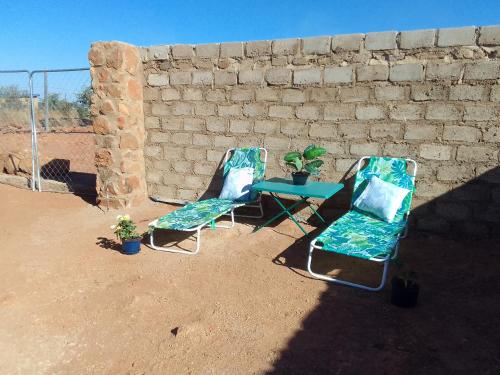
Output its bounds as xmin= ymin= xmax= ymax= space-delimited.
xmin=122 ymin=238 xmax=141 ymax=255
xmin=292 ymin=172 xmax=310 ymax=185
xmin=391 ymin=277 xmax=419 ymax=308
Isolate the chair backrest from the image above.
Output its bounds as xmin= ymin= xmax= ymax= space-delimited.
xmin=351 ymin=156 xmax=418 ymax=222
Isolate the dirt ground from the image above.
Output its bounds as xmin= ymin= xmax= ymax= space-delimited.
xmin=0 ymin=184 xmax=499 ymax=374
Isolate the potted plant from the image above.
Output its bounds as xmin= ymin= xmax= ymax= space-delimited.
xmin=284 ymin=144 xmax=326 ymax=185
xmin=391 ymin=259 xmax=419 ymax=308
xmin=111 ymin=215 xmax=142 ymax=255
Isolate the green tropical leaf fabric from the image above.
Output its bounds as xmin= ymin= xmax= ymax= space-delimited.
xmin=314 ymin=157 xmax=416 ymax=261
xmin=152 ymin=198 xmax=243 ymax=231
xmin=224 ymin=148 xmax=266 ymax=200
xmin=315 ymin=210 xmax=406 ymax=260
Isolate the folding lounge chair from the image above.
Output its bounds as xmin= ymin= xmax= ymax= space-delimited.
xmin=148 ymin=147 xmax=267 ymax=255
xmin=308 ymin=156 xmax=417 ymax=291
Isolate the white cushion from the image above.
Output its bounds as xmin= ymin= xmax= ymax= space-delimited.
xmin=353 ymin=176 xmax=410 ymax=223
xmin=219 ymin=167 xmax=254 ymax=202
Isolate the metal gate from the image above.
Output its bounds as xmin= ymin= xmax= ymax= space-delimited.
xmin=0 ymin=68 xmax=95 ymax=195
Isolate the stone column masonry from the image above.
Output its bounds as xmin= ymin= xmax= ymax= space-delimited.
xmin=88 ymin=41 xmax=147 ymax=209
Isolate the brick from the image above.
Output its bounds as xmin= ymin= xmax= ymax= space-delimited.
xmin=146 ymin=45 xmax=170 ymax=60
xmin=355 ymin=104 xmax=385 ymax=120
xmin=426 ymin=63 xmax=463 ymax=80
xmin=383 ymin=143 xmax=411 ymax=156
xmin=238 ymin=70 xmax=264 ymax=85
xmin=324 ymin=66 xmax=353 ymax=84
xmin=324 ymin=104 xmax=355 ymax=121
xmin=194 ymin=161 xmax=217 ymax=175
xmin=171 ymin=132 xmax=192 ymax=145
xmin=331 ymin=34 xmax=363 ymax=51
xmin=281 ymin=121 xmax=308 ymax=137
xmin=350 ymin=143 xmax=380 ymax=156
xmin=389 ymin=64 xmax=423 ymax=82
xmin=411 ymin=84 xmax=448 ymax=101
xmin=294 ymin=69 xmax=322 ymax=85
xmin=309 ymin=123 xmax=336 ymax=139
xmin=151 ymin=103 xmax=171 ymax=116
xmin=302 ymin=36 xmax=331 ymax=55
xmin=265 ymin=68 xmax=292 ymax=85
xmin=420 ymin=144 xmax=452 ymax=160
xmin=404 ymin=124 xmax=439 ymax=140
xmin=335 ymin=158 xmax=357 ymax=172
xmin=183 ymin=88 xmax=203 ymax=101
xmin=173 ymin=160 xmax=193 ymax=173
xmin=255 ymin=88 xmax=280 ymax=101
xmin=172 ymin=102 xmax=193 ymax=116
xmin=183 ymin=117 xmax=204 ymax=131
xmin=170 ymin=71 xmax=191 ymax=85
xmin=178 ymin=188 xmax=197 ymax=201
xmin=214 ymin=135 xmax=236 ymax=148
xmin=171 ymin=44 xmax=194 ymax=59
xmin=374 ymin=85 xmax=407 ymax=101
xmin=147 ymin=73 xmax=169 ymax=86
xmin=254 ymin=120 xmax=279 ymax=134
xmin=463 ymin=104 xmax=497 ymax=121
xmin=214 ymin=71 xmax=237 ymax=86
xmin=206 ymin=89 xmax=226 ymax=102
xmin=365 ymin=31 xmax=397 ymax=50
xmin=437 ymin=165 xmax=475 ymax=181
xmin=152 ymin=160 xmax=170 ymax=171
xmin=443 ymin=125 xmax=481 ymax=142
xmin=218 ymin=104 xmax=241 ymax=117
xmin=163 ymin=145 xmax=184 ymax=159
xmin=483 ymin=126 xmax=500 ymax=142
xmin=145 ymin=116 xmax=160 ymax=129
xmin=192 ymin=71 xmax=213 ymax=85
xmin=457 ymin=145 xmax=498 ymax=162
xmin=161 ymin=88 xmax=180 ymax=101
xmin=269 ymin=105 xmax=294 ymax=119
xmin=425 ymin=104 xmax=461 ymax=120
xmin=230 ymin=88 xmax=254 ymax=101
xmin=161 ymin=118 xmax=182 ymax=131
xmin=195 ymin=43 xmax=220 ymax=58
xmin=437 ymin=26 xmax=477 ymax=47
xmin=272 ymin=38 xmax=299 ymax=55
xmin=282 ymin=89 xmax=306 ymax=103
xmin=207 ymin=149 xmax=225 ymax=162
xmin=357 ymin=65 xmax=389 ymax=81
xmin=309 ymin=87 xmax=337 ymax=102
xmin=436 ymin=202 xmax=471 ymax=220
xmin=206 ymin=117 xmax=226 ymax=132
xmin=479 ymin=25 xmax=500 ymax=46
xmin=491 ymin=85 xmax=500 ymax=101
xmin=449 ymin=85 xmax=488 ymax=101
xmin=246 ymin=40 xmax=271 ymax=56
xmin=243 ymin=103 xmax=267 ymax=117
xmin=464 ymin=61 xmax=500 ymax=80
xmin=400 ymin=29 xmax=436 ymax=49
xmin=144 ymin=87 xmax=160 ymax=101
xmin=220 ymin=42 xmax=244 ymax=58
xmin=195 ymin=102 xmax=216 ymax=116
xmin=264 ymin=136 xmax=290 ymax=150
xmin=338 ymin=87 xmax=370 ymax=102
xmin=296 ymin=105 xmax=320 ymax=120
xmin=149 ymin=131 xmax=170 ymax=143
xmin=338 ymin=123 xmax=369 ymax=139
xmin=370 ymin=123 xmax=401 ymax=139
xmin=229 ymin=119 xmax=252 ymax=133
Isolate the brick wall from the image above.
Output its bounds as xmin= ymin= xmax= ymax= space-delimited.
xmin=138 ymin=25 xmax=500 ymax=236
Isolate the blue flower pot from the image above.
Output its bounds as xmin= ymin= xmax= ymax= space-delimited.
xmin=122 ymin=238 xmax=141 ymax=255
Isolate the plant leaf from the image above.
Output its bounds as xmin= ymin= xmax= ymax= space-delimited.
xmin=283 ymin=151 xmax=302 ymax=162
xmin=293 ymin=157 xmax=303 ymax=172
xmin=286 ymin=161 xmax=298 ymax=171
xmin=303 ymin=145 xmax=327 ymax=160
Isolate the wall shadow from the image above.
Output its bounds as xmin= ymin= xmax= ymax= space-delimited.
xmin=267 ymin=166 xmax=500 ymax=375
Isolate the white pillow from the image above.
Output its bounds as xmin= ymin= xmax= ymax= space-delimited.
xmin=219 ymin=167 xmax=254 ymax=202
xmin=353 ymin=176 xmax=410 ymax=223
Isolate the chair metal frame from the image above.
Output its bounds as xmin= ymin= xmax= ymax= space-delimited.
xmin=307 ymin=156 xmax=417 ymax=291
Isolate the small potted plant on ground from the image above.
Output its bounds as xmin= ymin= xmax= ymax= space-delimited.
xmin=284 ymin=144 xmax=326 ymax=185
xmin=391 ymin=259 xmax=419 ymax=308
xmin=111 ymin=215 xmax=142 ymax=255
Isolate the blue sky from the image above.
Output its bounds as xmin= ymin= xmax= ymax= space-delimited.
xmin=0 ymin=0 xmax=499 ymax=70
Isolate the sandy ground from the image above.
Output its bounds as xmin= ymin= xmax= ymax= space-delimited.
xmin=0 ymin=184 xmax=499 ymax=374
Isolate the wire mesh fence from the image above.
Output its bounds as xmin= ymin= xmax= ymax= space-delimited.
xmin=0 ymin=68 xmax=96 ymax=194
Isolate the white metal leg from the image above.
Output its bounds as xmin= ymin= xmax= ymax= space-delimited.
xmin=307 ymin=241 xmax=391 ymax=292
xmin=233 ymin=201 xmax=264 ymax=219
xmin=150 ymin=227 xmax=202 ymax=255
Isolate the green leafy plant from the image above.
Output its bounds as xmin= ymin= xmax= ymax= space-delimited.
xmin=111 ymin=215 xmax=142 ymax=241
xmin=284 ymin=144 xmax=327 ymax=175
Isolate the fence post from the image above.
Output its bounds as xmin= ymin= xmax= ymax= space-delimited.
xmin=44 ymin=71 xmax=49 ymax=131
xmin=28 ymin=72 xmax=41 ymax=191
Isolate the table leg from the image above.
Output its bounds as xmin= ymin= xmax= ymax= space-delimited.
xmin=301 ymin=196 xmax=326 ymax=224
xmin=253 ymin=193 xmax=308 ymax=235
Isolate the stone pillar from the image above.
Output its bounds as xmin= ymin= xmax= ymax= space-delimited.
xmin=88 ymin=41 xmax=147 ymax=208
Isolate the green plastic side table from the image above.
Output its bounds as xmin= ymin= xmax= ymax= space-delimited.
xmin=252 ymin=177 xmax=344 ymax=235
